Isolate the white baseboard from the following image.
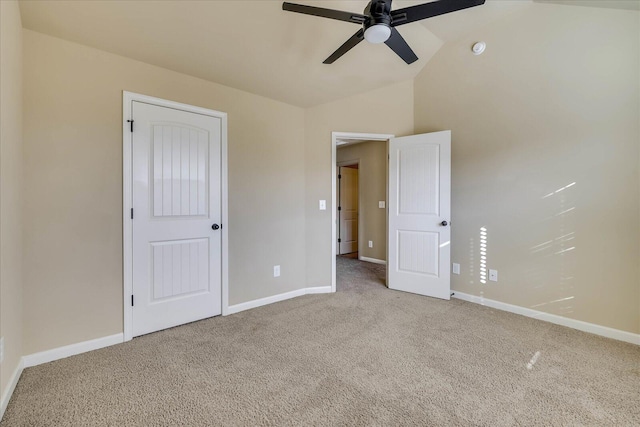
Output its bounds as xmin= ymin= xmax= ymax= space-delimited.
xmin=23 ymin=333 xmax=124 ymax=368
xmin=1 ymin=357 xmax=24 ymax=421
xmin=359 ymin=256 xmax=386 ymax=265
xmin=452 ymin=291 xmax=640 ymax=346
xmin=305 ymin=286 xmax=332 ymax=294
xmin=227 ymin=286 xmax=333 ymax=315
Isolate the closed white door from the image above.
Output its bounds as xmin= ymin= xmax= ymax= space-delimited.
xmin=388 ymin=131 xmax=451 ymax=300
xmin=338 ymin=166 xmax=358 ymax=254
xmin=132 ymin=101 xmax=222 ymax=337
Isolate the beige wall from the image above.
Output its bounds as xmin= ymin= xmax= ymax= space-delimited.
xmin=304 ymin=81 xmax=414 ymax=287
xmin=337 ymin=142 xmax=387 ymax=261
xmin=0 ymin=0 xmax=24 ymax=398
xmin=414 ymin=4 xmax=640 ymax=333
xmin=22 ymin=30 xmax=306 ymax=354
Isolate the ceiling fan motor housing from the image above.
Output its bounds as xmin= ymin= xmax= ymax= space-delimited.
xmin=365 ymin=0 xmax=392 ymax=29
xmin=363 ymin=0 xmax=392 ymax=43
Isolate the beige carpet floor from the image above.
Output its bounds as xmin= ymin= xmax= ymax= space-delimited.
xmin=2 ymin=257 xmax=639 ymax=426
xmin=338 ymin=252 xmax=359 ymax=259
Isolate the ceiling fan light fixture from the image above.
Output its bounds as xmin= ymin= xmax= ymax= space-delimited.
xmin=364 ymin=24 xmax=391 ymax=44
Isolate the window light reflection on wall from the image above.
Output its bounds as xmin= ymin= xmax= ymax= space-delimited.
xmin=480 ymin=227 xmax=487 ymax=284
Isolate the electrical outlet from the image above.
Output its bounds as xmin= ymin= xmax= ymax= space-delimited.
xmin=368 ymin=241 xmax=373 ymax=248
xmin=319 ymin=200 xmax=326 ymax=210
xmin=489 ymin=269 xmax=498 ymax=282
xmin=0 ymin=337 xmax=4 ymax=363
xmin=452 ymin=263 xmax=461 ymax=275
xmin=378 ymin=201 xmax=385 ymax=208
xmin=273 ymin=265 xmax=280 ymax=277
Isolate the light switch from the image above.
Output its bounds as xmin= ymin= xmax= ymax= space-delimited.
xmin=319 ymin=200 xmax=326 ymax=210
xmin=378 ymin=201 xmax=386 ymax=208
xmin=452 ymin=263 xmax=460 ymax=275
xmin=489 ymin=269 xmax=498 ymax=282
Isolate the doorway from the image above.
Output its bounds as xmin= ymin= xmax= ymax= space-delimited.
xmin=332 ymin=133 xmax=393 ymax=293
xmin=331 ymin=131 xmax=452 ymax=300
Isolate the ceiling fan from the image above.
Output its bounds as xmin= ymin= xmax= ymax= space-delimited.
xmin=283 ymin=0 xmax=485 ymax=64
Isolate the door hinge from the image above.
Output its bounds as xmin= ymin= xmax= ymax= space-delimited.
xmin=131 ymin=295 xmax=134 ymax=306
xmin=127 ymin=119 xmax=134 ymax=132
xmin=338 ymin=206 xmax=342 ymax=211
xmin=338 ymin=238 xmax=342 ymax=243
xmin=338 ymin=174 xmax=342 ymax=179
xmin=130 ymin=208 xmax=134 ymax=219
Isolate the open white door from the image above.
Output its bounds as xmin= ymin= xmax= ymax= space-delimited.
xmin=338 ymin=166 xmax=358 ymax=254
xmin=388 ymin=131 xmax=451 ymax=300
xmin=132 ymin=101 xmax=222 ymax=337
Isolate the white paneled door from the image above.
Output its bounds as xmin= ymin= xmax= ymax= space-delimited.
xmin=338 ymin=166 xmax=359 ymax=254
xmin=388 ymin=131 xmax=451 ymax=300
xmin=132 ymin=101 xmax=222 ymax=337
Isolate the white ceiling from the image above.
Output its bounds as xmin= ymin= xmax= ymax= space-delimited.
xmin=20 ymin=0 xmax=632 ymax=107
xmin=19 ymin=0 xmax=536 ymax=107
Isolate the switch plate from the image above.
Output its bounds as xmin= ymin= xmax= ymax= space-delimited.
xmin=319 ymin=200 xmax=326 ymax=210
xmin=273 ymin=265 xmax=280 ymax=278
xmin=378 ymin=201 xmax=385 ymax=208
xmin=368 ymin=241 xmax=373 ymax=248
xmin=489 ymin=269 xmax=498 ymax=282
xmin=452 ymin=263 xmax=460 ymax=275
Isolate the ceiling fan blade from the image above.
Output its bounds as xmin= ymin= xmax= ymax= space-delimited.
xmin=384 ymin=28 xmax=418 ymax=64
xmin=323 ymin=29 xmax=365 ymax=64
xmin=391 ymin=0 xmax=485 ymax=27
xmin=283 ymin=2 xmax=367 ymax=24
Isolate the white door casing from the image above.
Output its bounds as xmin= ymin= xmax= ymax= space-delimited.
xmin=123 ymin=92 xmax=228 ymax=340
xmin=338 ymin=166 xmax=358 ymax=254
xmin=388 ymin=131 xmax=451 ymax=300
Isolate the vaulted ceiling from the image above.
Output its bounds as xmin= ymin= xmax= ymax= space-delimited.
xmin=17 ymin=0 xmax=635 ymax=107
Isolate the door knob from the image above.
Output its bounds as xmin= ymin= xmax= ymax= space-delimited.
xmin=440 ymin=221 xmax=449 ymax=226
xmin=211 ymin=224 xmax=220 ymax=230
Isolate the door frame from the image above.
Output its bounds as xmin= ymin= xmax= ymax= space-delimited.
xmin=331 ymin=132 xmax=394 ymax=292
xmin=336 ymin=160 xmax=359 ymax=256
xmin=122 ymin=91 xmax=229 ymax=342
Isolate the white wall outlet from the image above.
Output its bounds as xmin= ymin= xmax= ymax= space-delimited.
xmin=273 ymin=265 xmax=280 ymax=278
xmin=452 ymin=263 xmax=461 ymax=275
xmin=378 ymin=201 xmax=385 ymax=209
xmin=0 ymin=337 xmax=4 ymax=363
xmin=489 ymin=269 xmax=498 ymax=282
xmin=319 ymin=200 xmax=326 ymax=210
xmin=368 ymin=240 xmax=373 ymax=248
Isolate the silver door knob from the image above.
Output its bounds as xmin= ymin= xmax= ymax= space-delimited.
xmin=440 ymin=221 xmax=449 ymax=226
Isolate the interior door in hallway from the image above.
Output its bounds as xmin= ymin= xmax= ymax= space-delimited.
xmin=338 ymin=166 xmax=358 ymax=254
xmin=388 ymin=131 xmax=451 ymax=300
xmin=132 ymin=101 xmax=222 ymax=337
